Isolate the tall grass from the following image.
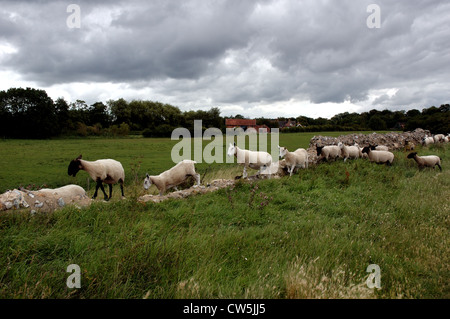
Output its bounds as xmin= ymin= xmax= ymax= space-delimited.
xmin=0 ymin=139 xmax=448 ymax=299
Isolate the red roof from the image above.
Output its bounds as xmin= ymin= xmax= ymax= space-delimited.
xmin=225 ymin=119 xmax=256 ymax=126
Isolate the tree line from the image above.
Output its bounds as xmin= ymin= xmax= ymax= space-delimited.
xmin=0 ymin=87 xmax=448 ymax=139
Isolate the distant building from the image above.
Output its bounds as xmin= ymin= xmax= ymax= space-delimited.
xmin=225 ymin=119 xmax=270 ymax=133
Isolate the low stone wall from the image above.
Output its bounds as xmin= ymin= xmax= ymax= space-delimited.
xmin=0 ymin=185 xmax=91 ymax=213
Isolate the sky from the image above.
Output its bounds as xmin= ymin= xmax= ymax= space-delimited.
xmin=0 ymin=0 xmax=449 ymax=119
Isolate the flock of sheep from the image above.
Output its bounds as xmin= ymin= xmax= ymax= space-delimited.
xmin=66 ymin=132 xmax=448 ymax=200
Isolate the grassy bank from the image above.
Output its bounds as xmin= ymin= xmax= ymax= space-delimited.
xmin=0 ymin=134 xmax=448 ymax=299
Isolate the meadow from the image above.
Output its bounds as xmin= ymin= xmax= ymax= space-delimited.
xmin=0 ymin=132 xmax=449 ymax=299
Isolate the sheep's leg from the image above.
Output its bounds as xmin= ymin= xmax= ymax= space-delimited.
xmin=193 ymin=173 xmax=201 ymax=187
xmin=108 ymin=184 xmax=113 ymax=200
xmin=436 ymin=164 xmax=442 ymax=171
xmin=243 ymin=166 xmax=248 ymax=179
xmin=120 ymin=181 xmax=125 ymax=197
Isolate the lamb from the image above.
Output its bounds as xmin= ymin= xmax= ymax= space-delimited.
xmin=407 ymin=152 xmax=442 ymax=171
xmin=278 ymin=146 xmax=308 ymax=176
xmin=316 ymin=145 xmax=341 ymax=162
xmin=361 ymin=146 xmax=394 ymax=166
xmin=143 ymin=160 xmax=200 ymax=196
xmin=422 ymin=135 xmax=434 ymax=146
xmin=227 ymin=143 xmax=272 ymax=179
xmin=338 ymin=142 xmax=361 ymax=162
xmin=68 ymin=155 xmax=125 ymax=201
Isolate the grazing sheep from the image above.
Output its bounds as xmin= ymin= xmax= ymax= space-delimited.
xmin=407 ymin=152 xmax=442 ymax=171
xmin=316 ymin=145 xmax=341 ymax=162
xmin=434 ymin=134 xmax=445 ymax=143
xmin=278 ymin=146 xmax=308 ymax=176
xmin=143 ymin=160 xmax=200 ymax=196
xmin=338 ymin=142 xmax=361 ymax=162
xmin=68 ymin=155 xmax=125 ymax=201
xmin=227 ymin=143 xmax=272 ymax=178
xmin=362 ymin=146 xmax=394 ymax=166
xmin=422 ymin=135 xmax=434 ymax=146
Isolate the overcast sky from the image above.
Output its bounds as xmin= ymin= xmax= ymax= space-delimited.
xmin=0 ymin=0 xmax=449 ymax=119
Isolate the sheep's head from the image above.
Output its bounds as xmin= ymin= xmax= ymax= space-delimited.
xmin=407 ymin=152 xmax=417 ymax=159
xmin=68 ymin=155 xmax=82 ymax=177
xmin=338 ymin=142 xmax=344 ymax=149
xmin=278 ymin=146 xmax=287 ymax=159
xmin=316 ymin=146 xmax=323 ymax=156
xmin=361 ymin=146 xmax=371 ymax=154
xmin=227 ymin=142 xmax=237 ymax=157
xmin=143 ymin=174 xmax=152 ymax=190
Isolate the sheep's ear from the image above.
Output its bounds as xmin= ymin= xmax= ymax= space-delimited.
xmin=146 ymin=173 xmax=150 ymax=178
xmin=233 ymin=142 xmax=236 ymax=146
xmin=77 ymin=155 xmax=82 ymax=160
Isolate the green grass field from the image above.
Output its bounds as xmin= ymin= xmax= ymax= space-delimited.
xmin=0 ymin=133 xmax=449 ymax=299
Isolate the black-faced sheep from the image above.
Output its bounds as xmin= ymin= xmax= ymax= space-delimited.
xmin=407 ymin=152 xmax=442 ymax=171
xmin=68 ymin=155 xmax=125 ymax=200
xmin=143 ymin=160 xmax=200 ymax=196
xmin=362 ymin=146 xmax=394 ymax=166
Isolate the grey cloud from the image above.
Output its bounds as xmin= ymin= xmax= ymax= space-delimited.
xmin=0 ymin=0 xmax=449 ymax=117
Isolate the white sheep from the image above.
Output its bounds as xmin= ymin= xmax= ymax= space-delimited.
xmin=278 ymin=146 xmax=308 ymax=176
xmin=68 ymin=155 xmax=125 ymax=200
xmin=316 ymin=145 xmax=341 ymax=162
xmin=433 ymin=134 xmax=445 ymax=143
xmin=227 ymin=143 xmax=272 ymax=178
xmin=422 ymin=135 xmax=434 ymax=146
xmin=361 ymin=146 xmax=394 ymax=165
xmin=143 ymin=160 xmax=200 ymax=196
xmin=338 ymin=142 xmax=361 ymax=162
xmin=407 ymin=152 xmax=442 ymax=171
xmin=374 ymin=145 xmax=389 ymax=151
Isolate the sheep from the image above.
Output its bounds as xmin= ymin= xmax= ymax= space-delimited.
xmin=422 ymin=135 xmax=434 ymax=146
xmin=361 ymin=146 xmax=394 ymax=166
xmin=278 ymin=146 xmax=308 ymax=176
xmin=227 ymin=143 xmax=272 ymax=179
xmin=316 ymin=145 xmax=341 ymax=162
xmin=143 ymin=160 xmax=200 ymax=196
xmin=407 ymin=152 xmax=442 ymax=171
xmin=373 ymin=145 xmax=389 ymax=151
xmin=433 ymin=134 xmax=445 ymax=143
xmin=68 ymin=155 xmax=125 ymax=201
xmin=405 ymin=140 xmax=415 ymax=152
xmin=338 ymin=142 xmax=361 ymax=162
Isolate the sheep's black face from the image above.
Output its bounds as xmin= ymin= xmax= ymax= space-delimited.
xmin=362 ymin=146 xmax=370 ymax=154
xmin=407 ymin=152 xmax=417 ymax=159
xmin=68 ymin=159 xmax=81 ymax=177
xmin=316 ymin=146 xmax=323 ymax=156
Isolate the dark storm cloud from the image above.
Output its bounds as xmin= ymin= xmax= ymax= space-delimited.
xmin=1 ymin=0 xmax=449 ymax=116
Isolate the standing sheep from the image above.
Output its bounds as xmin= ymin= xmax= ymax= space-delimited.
xmin=68 ymin=155 xmax=125 ymax=201
xmin=316 ymin=145 xmax=341 ymax=162
xmin=407 ymin=152 xmax=442 ymax=171
xmin=433 ymin=134 xmax=445 ymax=143
xmin=143 ymin=160 xmax=200 ymax=196
xmin=422 ymin=135 xmax=434 ymax=146
xmin=338 ymin=142 xmax=361 ymax=162
xmin=227 ymin=143 xmax=272 ymax=179
xmin=278 ymin=146 xmax=308 ymax=176
xmin=361 ymin=147 xmax=394 ymax=166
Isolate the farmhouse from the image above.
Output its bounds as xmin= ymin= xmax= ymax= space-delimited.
xmin=225 ymin=118 xmax=270 ymax=133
